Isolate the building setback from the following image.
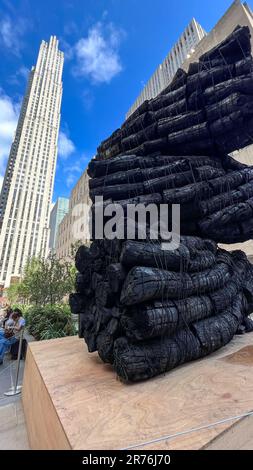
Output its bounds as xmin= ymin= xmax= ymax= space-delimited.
xmin=126 ymin=18 xmax=206 ymax=118
xmin=56 ymin=171 xmax=91 ymax=261
xmin=49 ymin=197 xmax=69 ymax=254
xmin=0 ymin=36 xmax=64 ymax=287
xmin=181 ymin=1 xmax=253 ymax=73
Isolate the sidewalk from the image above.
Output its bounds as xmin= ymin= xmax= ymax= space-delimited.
xmin=0 ymin=356 xmax=30 ymax=449
xmin=0 ymin=330 xmax=34 ymax=449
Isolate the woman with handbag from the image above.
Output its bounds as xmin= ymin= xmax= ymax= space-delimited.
xmin=0 ymin=309 xmax=25 ymax=365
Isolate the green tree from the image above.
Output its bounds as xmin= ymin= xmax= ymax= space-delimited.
xmin=18 ymin=254 xmax=76 ymax=306
xmin=6 ymin=281 xmax=30 ymax=305
xmin=6 ymin=283 xmax=21 ymax=304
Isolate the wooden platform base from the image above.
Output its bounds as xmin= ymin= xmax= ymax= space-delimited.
xmin=22 ymin=334 xmax=253 ymax=450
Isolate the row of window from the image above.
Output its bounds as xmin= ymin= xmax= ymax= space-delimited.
xmin=0 ymin=41 xmax=62 ymax=280
xmin=129 ymin=24 xmax=201 ymax=115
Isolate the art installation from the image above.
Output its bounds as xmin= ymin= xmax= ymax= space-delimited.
xmin=70 ymin=25 xmax=253 ymax=382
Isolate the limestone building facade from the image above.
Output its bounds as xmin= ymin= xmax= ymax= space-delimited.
xmin=0 ymin=36 xmax=64 ymax=286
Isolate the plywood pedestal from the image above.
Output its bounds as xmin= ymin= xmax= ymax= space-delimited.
xmin=22 ymin=334 xmax=253 ymax=450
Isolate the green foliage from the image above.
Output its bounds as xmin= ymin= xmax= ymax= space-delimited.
xmin=6 ymin=284 xmax=18 ymax=304
xmin=25 ymin=304 xmax=76 ymax=340
xmin=5 ymin=253 xmax=78 ymax=341
xmin=11 ymin=304 xmax=31 ymax=318
xmin=6 ymin=283 xmax=30 ymax=305
xmin=14 ymin=254 xmax=76 ymax=306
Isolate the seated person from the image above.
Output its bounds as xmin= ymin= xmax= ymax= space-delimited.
xmin=0 ymin=308 xmax=13 ymax=338
xmin=0 ymin=309 xmax=25 ymax=365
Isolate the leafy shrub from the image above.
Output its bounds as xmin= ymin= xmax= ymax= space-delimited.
xmin=11 ymin=304 xmax=31 ymax=317
xmin=7 ymin=255 xmax=76 ymax=306
xmin=25 ymin=304 xmax=77 ymax=340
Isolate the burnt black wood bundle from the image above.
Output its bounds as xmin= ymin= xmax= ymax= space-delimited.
xmin=95 ymin=26 xmax=253 ymax=160
xmin=70 ymin=238 xmax=253 ymax=381
xmin=70 ymin=26 xmax=253 ymax=382
xmin=88 ymin=152 xmax=253 ymax=243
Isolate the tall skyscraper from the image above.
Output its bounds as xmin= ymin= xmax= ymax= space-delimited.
xmin=126 ymin=18 xmax=206 ymax=118
xmin=49 ymin=197 xmax=69 ymax=254
xmin=0 ymin=36 xmax=64 ymax=287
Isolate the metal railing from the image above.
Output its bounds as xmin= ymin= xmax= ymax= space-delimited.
xmin=4 ymin=328 xmax=24 ymax=397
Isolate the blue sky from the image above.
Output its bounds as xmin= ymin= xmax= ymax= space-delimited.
xmin=0 ymin=0 xmax=249 ymax=200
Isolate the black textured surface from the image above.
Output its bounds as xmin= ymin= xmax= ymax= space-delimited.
xmin=71 ymin=27 xmax=253 ymax=382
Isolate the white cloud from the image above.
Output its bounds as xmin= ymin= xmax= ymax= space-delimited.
xmin=73 ymin=22 xmax=124 ymax=83
xmin=58 ymin=131 xmax=75 ymax=160
xmin=18 ymin=66 xmax=29 ymax=79
xmin=63 ymin=163 xmax=82 ymax=174
xmin=63 ymin=159 xmax=83 ymax=189
xmin=0 ymin=16 xmax=28 ymax=56
xmin=59 ymin=37 xmax=74 ymax=61
xmin=66 ymin=173 xmax=76 ymax=188
xmin=0 ymin=89 xmax=19 ymax=189
xmin=82 ymin=89 xmax=94 ymax=110
xmin=0 ymin=17 xmax=12 ymax=47
xmin=9 ymin=66 xmax=30 ymax=85
xmin=64 ymin=21 xmax=79 ymax=37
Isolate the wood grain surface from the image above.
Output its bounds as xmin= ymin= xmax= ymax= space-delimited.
xmin=22 ymin=333 xmax=253 ymax=450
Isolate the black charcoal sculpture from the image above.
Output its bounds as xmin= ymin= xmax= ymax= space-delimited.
xmin=70 ymin=26 xmax=253 ymax=382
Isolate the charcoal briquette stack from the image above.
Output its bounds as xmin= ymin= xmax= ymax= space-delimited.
xmin=70 ymin=25 xmax=253 ymax=382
